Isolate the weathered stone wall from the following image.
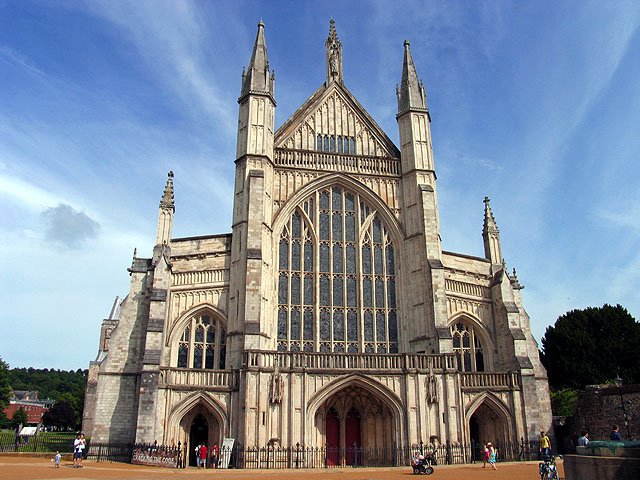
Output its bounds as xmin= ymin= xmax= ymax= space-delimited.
xmin=572 ymin=385 xmax=640 ymax=441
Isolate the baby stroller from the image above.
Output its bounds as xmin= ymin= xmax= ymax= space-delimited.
xmin=411 ymin=454 xmax=434 ymax=475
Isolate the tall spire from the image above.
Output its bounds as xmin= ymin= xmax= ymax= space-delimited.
xmin=160 ymin=171 xmax=175 ymax=209
xmin=325 ymin=18 xmax=343 ymax=85
xmin=482 ymin=196 xmax=502 ymax=265
xmin=397 ymin=40 xmax=428 ymax=115
xmin=240 ymin=21 xmax=275 ymax=100
xmin=156 ymin=171 xmax=175 ymax=246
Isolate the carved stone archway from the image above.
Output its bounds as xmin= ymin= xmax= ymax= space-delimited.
xmin=466 ymin=393 xmax=513 ymax=454
xmin=308 ymin=376 xmax=402 ymax=466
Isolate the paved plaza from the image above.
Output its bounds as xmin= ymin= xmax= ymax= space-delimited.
xmin=0 ymin=457 xmax=563 ymax=480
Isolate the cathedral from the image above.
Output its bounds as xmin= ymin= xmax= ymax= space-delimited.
xmin=83 ymin=20 xmax=552 ymax=463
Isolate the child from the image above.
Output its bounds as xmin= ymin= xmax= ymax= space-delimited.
xmin=487 ymin=443 xmax=497 ymax=470
xmin=482 ymin=443 xmax=490 ymax=468
xmin=53 ymin=451 xmax=61 ymax=468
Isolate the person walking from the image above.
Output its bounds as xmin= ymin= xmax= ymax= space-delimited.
xmin=52 ymin=451 xmax=61 ymax=468
xmin=210 ymin=443 xmax=219 ymax=468
xmin=487 ymin=443 xmax=498 ymax=470
xmin=540 ymin=431 xmax=551 ymax=461
xmin=199 ymin=443 xmax=208 ymax=468
xmin=482 ymin=443 xmax=490 ymax=468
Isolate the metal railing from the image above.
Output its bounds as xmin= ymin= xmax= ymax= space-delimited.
xmin=77 ymin=439 xmax=545 ymax=468
xmin=0 ymin=432 xmax=76 ymax=453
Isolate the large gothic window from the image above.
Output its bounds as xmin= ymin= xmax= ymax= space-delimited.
xmin=451 ymin=321 xmax=484 ymax=372
xmin=278 ymin=186 xmax=398 ymax=353
xmin=177 ymin=313 xmax=227 ymax=369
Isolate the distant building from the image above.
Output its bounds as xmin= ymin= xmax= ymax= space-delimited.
xmin=4 ymin=390 xmax=53 ymax=425
xmin=83 ymin=20 xmax=552 ymax=461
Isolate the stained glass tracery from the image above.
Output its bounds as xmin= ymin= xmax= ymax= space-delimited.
xmin=177 ymin=314 xmax=227 ymax=369
xmin=278 ymin=186 xmax=398 ymax=353
xmin=450 ymin=320 xmax=484 ymax=372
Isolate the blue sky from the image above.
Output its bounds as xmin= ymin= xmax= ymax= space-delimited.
xmin=1 ymin=1 xmax=639 ymax=371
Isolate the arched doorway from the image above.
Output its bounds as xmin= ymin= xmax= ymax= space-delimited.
xmin=189 ymin=414 xmax=208 ymax=467
xmin=316 ymin=383 xmax=395 ymax=466
xmin=177 ymin=402 xmax=222 ymax=468
xmin=468 ymin=400 xmax=509 ymax=458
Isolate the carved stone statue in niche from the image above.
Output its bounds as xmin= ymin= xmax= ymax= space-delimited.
xmin=426 ymin=367 xmax=438 ymax=404
xmin=329 ymin=47 xmax=339 ymax=76
xmin=103 ymin=328 xmax=112 ymax=351
xmin=270 ymin=366 xmax=284 ymax=404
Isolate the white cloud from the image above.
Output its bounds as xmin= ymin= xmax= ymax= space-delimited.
xmin=0 ymin=174 xmax=60 ymax=211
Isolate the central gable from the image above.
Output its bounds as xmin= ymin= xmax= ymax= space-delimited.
xmin=275 ymin=82 xmax=400 ymax=159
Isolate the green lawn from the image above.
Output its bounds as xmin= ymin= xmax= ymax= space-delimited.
xmin=0 ymin=430 xmax=77 ymax=453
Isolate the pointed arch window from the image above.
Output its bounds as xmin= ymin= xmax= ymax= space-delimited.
xmin=176 ymin=313 xmax=227 ymax=369
xmin=278 ymin=186 xmax=398 ymax=353
xmin=450 ymin=321 xmax=485 ymax=372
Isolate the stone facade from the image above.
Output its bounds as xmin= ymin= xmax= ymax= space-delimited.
xmin=83 ymin=20 xmax=552 ymax=460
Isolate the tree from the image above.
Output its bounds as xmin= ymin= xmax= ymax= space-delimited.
xmin=0 ymin=357 xmax=11 ymax=428
xmin=549 ymin=388 xmax=578 ymax=416
xmin=42 ymin=400 xmax=77 ymax=430
xmin=541 ymin=304 xmax=640 ymax=390
xmin=11 ymin=406 xmax=28 ymax=428
xmin=7 ymin=367 xmax=87 ymax=424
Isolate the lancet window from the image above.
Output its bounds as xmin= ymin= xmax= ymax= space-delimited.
xmin=316 ymin=134 xmax=356 ymax=154
xmin=278 ymin=186 xmax=398 ymax=353
xmin=450 ymin=321 xmax=484 ymax=372
xmin=177 ymin=313 xmax=226 ymax=369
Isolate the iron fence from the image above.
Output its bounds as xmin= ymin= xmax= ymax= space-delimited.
xmin=1 ymin=433 xmax=546 ymax=469
xmin=85 ymin=442 xmax=135 ymax=463
xmin=0 ymin=432 xmax=76 ymax=453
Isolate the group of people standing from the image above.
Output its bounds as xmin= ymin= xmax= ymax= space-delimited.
xmin=72 ymin=432 xmax=86 ymax=468
xmin=195 ymin=442 xmax=220 ymax=468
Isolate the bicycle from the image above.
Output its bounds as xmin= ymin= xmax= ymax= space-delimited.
xmin=538 ymin=455 xmax=561 ymax=480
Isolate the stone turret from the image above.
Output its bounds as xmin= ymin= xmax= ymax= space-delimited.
xmin=156 ymin=171 xmax=174 ymax=246
xmin=396 ymin=39 xmax=449 ymax=366
xmin=229 ymin=20 xmax=277 ymax=376
xmin=482 ymin=196 xmax=502 ymax=265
